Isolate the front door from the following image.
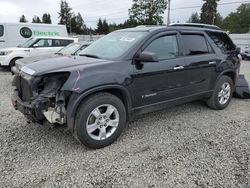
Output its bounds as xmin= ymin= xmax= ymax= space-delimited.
xmin=131 ymin=33 xmax=189 ymax=108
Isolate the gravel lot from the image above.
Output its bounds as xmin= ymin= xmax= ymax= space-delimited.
xmin=0 ymin=61 xmax=249 ymax=187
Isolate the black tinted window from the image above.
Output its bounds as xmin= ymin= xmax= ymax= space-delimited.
xmin=0 ymin=25 xmax=3 ymax=37
xmin=144 ymin=35 xmax=179 ymax=60
xmin=207 ymin=31 xmax=235 ymax=53
xmin=182 ymin=34 xmax=209 ymax=56
xmin=53 ymin=39 xmax=74 ymax=47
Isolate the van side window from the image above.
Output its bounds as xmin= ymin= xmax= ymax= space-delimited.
xmin=143 ymin=35 xmax=179 ymax=60
xmin=0 ymin=25 xmax=4 ymax=37
xmin=182 ymin=34 xmax=209 ymax=56
xmin=53 ymin=39 xmax=74 ymax=47
xmin=207 ymin=31 xmax=235 ymax=53
xmin=34 ymin=39 xmax=52 ymax=47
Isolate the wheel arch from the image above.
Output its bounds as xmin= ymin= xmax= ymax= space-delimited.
xmin=66 ymin=84 xmax=133 ymax=133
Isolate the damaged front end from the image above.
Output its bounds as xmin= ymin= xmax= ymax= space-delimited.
xmin=12 ymin=71 xmax=71 ymax=125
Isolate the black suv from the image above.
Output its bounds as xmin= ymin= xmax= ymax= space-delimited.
xmin=12 ymin=24 xmax=241 ymax=149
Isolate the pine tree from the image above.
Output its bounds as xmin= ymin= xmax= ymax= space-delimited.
xmin=102 ymin=19 xmax=109 ymax=34
xmin=42 ymin=13 xmax=52 ymax=24
xmin=187 ymin=12 xmax=200 ymax=23
xmin=75 ymin=13 xmax=86 ymax=34
xmin=32 ymin=16 xmax=41 ymax=23
xmin=200 ymin=0 xmax=219 ymax=24
xmin=58 ymin=0 xmax=73 ymax=32
xmin=19 ymin=15 xmax=28 ymax=23
xmin=129 ymin=0 xmax=168 ymax=25
xmin=96 ymin=18 xmax=104 ymax=34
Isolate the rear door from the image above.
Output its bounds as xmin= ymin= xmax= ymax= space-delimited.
xmin=180 ymin=32 xmax=217 ymax=94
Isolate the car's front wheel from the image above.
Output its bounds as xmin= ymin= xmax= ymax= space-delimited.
xmin=75 ymin=92 xmax=126 ymax=149
xmin=206 ymin=76 xmax=234 ymax=110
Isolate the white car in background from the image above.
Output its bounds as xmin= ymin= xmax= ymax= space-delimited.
xmin=12 ymin=41 xmax=92 ymax=74
xmin=0 ymin=36 xmax=78 ymax=68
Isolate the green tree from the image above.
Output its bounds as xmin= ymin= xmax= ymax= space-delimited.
xmin=58 ymin=0 xmax=73 ymax=32
xmin=42 ymin=13 xmax=52 ymax=24
xmin=32 ymin=16 xmax=41 ymax=23
xmin=75 ymin=13 xmax=86 ymax=34
xmin=129 ymin=0 xmax=168 ymax=25
xmin=19 ymin=15 xmax=28 ymax=23
xmin=222 ymin=3 xmax=250 ymax=33
xmin=187 ymin=12 xmax=200 ymax=23
xmin=96 ymin=18 xmax=104 ymax=34
xmin=102 ymin=19 xmax=109 ymax=34
xmin=200 ymin=0 xmax=219 ymax=24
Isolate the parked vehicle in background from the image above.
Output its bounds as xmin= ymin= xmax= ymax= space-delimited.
xmin=12 ymin=41 xmax=92 ymax=74
xmin=0 ymin=23 xmax=67 ymax=49
xmin=241 ymin=45 xmax=250 ymax=60
xmin=0 ymin=36 xmax=78 ymax=68
xmin=12 ymin=24 xmax=241 ymax=149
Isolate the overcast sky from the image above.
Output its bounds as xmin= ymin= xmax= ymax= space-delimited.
xmin=0 ymin=0 xmax=246 ymax=28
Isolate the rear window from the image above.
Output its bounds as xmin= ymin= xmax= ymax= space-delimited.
xmin=207 ymin=31 xmax=235 ymax=53
xmin=0 ymin=25 xmax=3 ymax=37
xmin=182 ymin=34 xmax=209 ymax=56
xmin=53 ymin=39 xmax=74 ymax=47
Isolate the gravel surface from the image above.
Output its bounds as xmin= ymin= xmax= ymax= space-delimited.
xmin=0 ymin=62 xmax=250 ymax=187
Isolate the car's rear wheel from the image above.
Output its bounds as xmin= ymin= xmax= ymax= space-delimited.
xmin=206 ymin=76 xmax=234 ymax=110
xmin=75 ymin=92 xmax=126 ymax=149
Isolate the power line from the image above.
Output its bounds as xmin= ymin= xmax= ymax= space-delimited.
xmin=171 ymin=1 xmax=250 ymax=11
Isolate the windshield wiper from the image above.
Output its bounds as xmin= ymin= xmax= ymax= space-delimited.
xmin=79 ymin=54 xmax=100 ymax=59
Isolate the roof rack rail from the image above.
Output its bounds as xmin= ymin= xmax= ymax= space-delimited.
xmin=136 ymin=25 xmax=164 ymax=28
xmin=169 ymin=23 xmax=221 ymax=30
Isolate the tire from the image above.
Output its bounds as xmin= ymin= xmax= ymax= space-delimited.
xmin=206 ymin=76 xmax=234 ymax=110
xmin=9 ymin=58 xmax=21 ymax=70
xmin=75 ymin=92 xmax=126 ymax=149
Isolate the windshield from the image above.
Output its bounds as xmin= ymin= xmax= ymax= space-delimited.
xmin=0 ymin=25 xmax=3 ymax=37
xmin=79 ymin=31 xmax=147 ymax=60
xmin=56 ymin=43 xmax=82 ymax=55
xmin=19 ymin=38 xmax=36 ymax=48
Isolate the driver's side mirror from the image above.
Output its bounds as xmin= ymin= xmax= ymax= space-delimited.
xmin=136 ymin=51 xmax=159 ymax=63
xmin=33 ymin=44 xmax=39 ymax=48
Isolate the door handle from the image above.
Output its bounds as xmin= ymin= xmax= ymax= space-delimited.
xmin=209 ymin=61 xmax=216 ymax=65
xmin=173 ymin=66 xmax=184 ymax=70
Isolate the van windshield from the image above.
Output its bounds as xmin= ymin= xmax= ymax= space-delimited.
xmin=0 ymin=25 xmax=3 ymax=37
xmin=18 ymin=38 xmax=37 ymax=48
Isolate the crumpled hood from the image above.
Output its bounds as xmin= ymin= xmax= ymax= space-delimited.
xmin=22 ymin=56 xmax=110 ymax=76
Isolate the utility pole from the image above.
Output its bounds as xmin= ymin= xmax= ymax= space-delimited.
xmin=167 ymin=0 xmax=171 ymax=25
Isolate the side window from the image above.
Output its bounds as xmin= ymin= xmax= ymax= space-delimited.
xmin=34 ymin=39 xmax=52 ymax=47
xmin=207 ymin=31 xmax=235 ymax=53
xmin=53 ymin=39 xmax=74 ymax=47
xmin=0 ymin=25 xmax=3 ymax=37
xmin=143 ymin=35 xmax=179 ymax=60
xmin=182 ymin=34 xmax=209 ymax=56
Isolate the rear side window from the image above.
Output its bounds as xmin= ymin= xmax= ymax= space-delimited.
xmin=53 ymin=39 xmax=74 ymax=47
xmin=182 ymin=34 xmax=209 ymax=56
xmin=207 ymin=31 xmax=235 ymax=53
xmin=143 ymin=35 xmax=179 ymax=60
xmin=0 ymin=25 xmax=4 ymax=37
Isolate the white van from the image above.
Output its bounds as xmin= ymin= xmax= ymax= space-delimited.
xmin=0 ymin=36 xmax=78 ymax=67
xmin=0 ymin=23 xmax=68 ymax=49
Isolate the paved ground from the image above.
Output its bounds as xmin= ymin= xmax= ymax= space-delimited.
xmin=0 ymin=61 xmax=249 ymax=187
